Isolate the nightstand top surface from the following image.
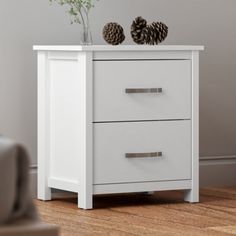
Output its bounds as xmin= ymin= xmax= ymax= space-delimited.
xmin=33 ymin=45 xmax=204 ymax=52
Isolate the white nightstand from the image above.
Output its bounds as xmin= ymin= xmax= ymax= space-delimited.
xmin=34 ymin=45 xmax=204 ymax=209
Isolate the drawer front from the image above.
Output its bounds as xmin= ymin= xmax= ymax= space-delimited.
xmin=94 ymin=121 xmax=191 ymax=185
xmin=94 ymin=60 xmax=191 ymax=122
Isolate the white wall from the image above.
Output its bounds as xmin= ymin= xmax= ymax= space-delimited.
xmin=0 ymin=0 xmax=236 ymax=186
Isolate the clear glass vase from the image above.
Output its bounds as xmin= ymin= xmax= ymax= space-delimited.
xmin=80 ymin=9 xmax=93 ymax=45
xmin=80 ymin=26 xmax=93 ymax=45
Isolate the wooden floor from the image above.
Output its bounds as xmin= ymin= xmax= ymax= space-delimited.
xmin=36 ymin=187 xmax=236 ymax=236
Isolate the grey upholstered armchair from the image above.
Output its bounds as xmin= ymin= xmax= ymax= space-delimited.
xmin=0 ymin=136 xmax=59 ymax=236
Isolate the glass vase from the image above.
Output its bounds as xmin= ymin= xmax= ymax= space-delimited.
xmin=79 ymin=9 xmax=93 ymax=45
xmin=80 ymin=25 xmax=93 ymax=45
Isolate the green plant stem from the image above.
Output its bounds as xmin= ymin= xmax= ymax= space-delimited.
xmin=83 ymin=6 xmax=90 ymax=27
xmin=78 ymin=8 xmax=85 ymax=27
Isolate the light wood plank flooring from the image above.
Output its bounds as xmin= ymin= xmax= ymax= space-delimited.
xmin=36 ymin=187 xmax=236 ymax=236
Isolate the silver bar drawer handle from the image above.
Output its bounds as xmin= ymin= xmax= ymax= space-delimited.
xmin=126 ymin=152 xmax=163 ymax=158
xmin=125 ymin=88 xmax=163 ymax=94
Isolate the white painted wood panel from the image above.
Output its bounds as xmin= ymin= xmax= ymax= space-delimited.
xmin=184 ymin=51 xmax=200 ymax=203
xmin=93 ymin=51 xmax=192 ymax=60
xmin=77 ymin=52 xmax=94 ymax=209
xmin=94 ymin=180 xmax=192 ymax=195
xmin=94 ymin=60 xmax=191 ymax=122
xmin=33 ymin=45 xmax=204 ymax=52
xmin=94 ymin=120 xmax=191 ymax=184
xmin=49 ymin=59 xmax=80 ymax=183
xmin=37 ymin=51 xmax=51 ymax=201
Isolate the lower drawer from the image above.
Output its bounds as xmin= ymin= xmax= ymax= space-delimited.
xmin=94 ymin=120 xmax=192 ymax=185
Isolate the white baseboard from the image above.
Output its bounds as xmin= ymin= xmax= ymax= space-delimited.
xmin=29 ymin=165 xmax=37 ymax=198
xmin=30 ymin=155 xmax=236 ymax=197
xmin=200 ymin=155 xmax=236 ymax=187
xmin=200 ymin=155 xmax=236 ymax=162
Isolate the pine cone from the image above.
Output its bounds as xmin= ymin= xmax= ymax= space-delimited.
xmin=131 ymin=17 xmax=147 ymax=44
xmin=131 ymin=17 xmax=168 ymax=45
xmin=103 ymin=23 xmax=125 ymax=45
xmin=151 ymin=22 xmax=168 ymax=43
xmin=143 ymin=25 xmax=159 ymax=45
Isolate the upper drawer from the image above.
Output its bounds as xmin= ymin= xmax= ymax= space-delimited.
xmin=94 ymin=60 xmax=191 ymax=122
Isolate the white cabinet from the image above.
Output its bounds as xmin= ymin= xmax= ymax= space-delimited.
xmin=34 ymin=45 xmax=204 ymax=209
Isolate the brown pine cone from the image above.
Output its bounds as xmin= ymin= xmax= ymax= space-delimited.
xmin=143 ymin=25 xmax=159 ymax=45
xmin=131 ymin=17 xmax=169 ymax=45
xmin=131 ymin=16 xmax=147 ymax=44
xmin=103 ymin=23 xmax=125 ymax=45
xmin=152 ymin=22 xmax=168 ymax=43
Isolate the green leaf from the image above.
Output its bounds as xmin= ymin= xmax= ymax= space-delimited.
xmin=49 ymin=0 xmax=98 ymax=24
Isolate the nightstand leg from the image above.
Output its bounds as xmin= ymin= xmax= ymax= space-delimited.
xmin=147 ymin=191 xmax=155 ymax=195
xmin=184 ymin=188 xmax=199 ymax=203
xmin=186 ymin=51 xmax=199 ymax=204
xmin=78 ymin=192 xmax=93 ymax=210
xmin=37 ymin=170 xmax=51 ymax=201
xmin=38 ymin=187 xmax=51 ymax=201
xmin=143 ymin=191 xmax=155 ymax=195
